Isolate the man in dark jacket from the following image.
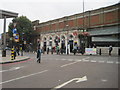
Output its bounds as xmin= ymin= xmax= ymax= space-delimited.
xmin=37 ymin=47 xmax=41 ymax=63
xmin=109 ymin=45 xmax=113 ymax=56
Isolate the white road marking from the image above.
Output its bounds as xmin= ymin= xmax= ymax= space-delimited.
xmin=74 ymin=59 xmax=81 ymax=61
xmin=98 ymin=61 xmax=105 ymax=63
xmin=52 ymin=76 xmax=87 ymax=90
xmin=107 ymin=61 xmax=113 ymax=64
xmin=78 ymin=60 xmax=82 ymax=61
xmin=61 ymin=59 xmax=66 ymax=60
xmin=60 ymin=57 xmax=90 ymax=67
xmin=101 ymin=79 xmax=107 ymax=82
xmin=74 ymin=59 xmax=79 ymax=61
xmin=83 ymin=60 xmax=89 ymax=62
xmin=116 ymin=62 xmax=120 ymax=64
xmin=61 ymin=61 xmax=78 ymax=67
xmin=91 ymin=60 xmax=96 ymax=63
xmin=0 ymin=70 xmax=48 ymax=85
xmin=68 ymin=59 xmax=73 ymax=61
xmin=0 ymin=66 xmax=25 ymax=73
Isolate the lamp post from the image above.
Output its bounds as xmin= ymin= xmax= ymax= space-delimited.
xmin=2 ymin=16 xmax=6 ymax=57
xmin=82 ymin=0 xmax=85 ymax=54
xmin=66 ymin=24 xmax=70 ymax=55
xmin=22 ymin=32 xmax=24 ymax=49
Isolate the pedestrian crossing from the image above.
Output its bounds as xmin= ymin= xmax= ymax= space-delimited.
xmin=44 ymin=58 xmax=120 ymax=64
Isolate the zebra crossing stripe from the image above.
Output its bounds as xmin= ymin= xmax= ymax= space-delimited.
xmin=91 ymin=60 xmax=96 ymax=62
xmin=98 ymin=61 xmax=105 ymax=63
xmin=61 ymin=59 xmax=66 ymax=60
xmin=107 ymin=61 xmax=114 ymax=64
xmin=83 ymin=60 xmax=89 ymax=62
xmin=44 ymin=58 xmax=119 ymax=64
xmin=116 ymin=62 xmax=120 ymax=64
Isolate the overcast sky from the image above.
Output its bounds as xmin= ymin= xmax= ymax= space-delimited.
xmin=0 ymin=0 xmax=119 ymax=34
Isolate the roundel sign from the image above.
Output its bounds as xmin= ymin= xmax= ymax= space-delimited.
xmin=14 ymin=34 xmax=19 ymax=42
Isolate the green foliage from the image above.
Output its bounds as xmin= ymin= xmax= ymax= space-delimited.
xmin=8 ymin=16 xmax=34 ymax=44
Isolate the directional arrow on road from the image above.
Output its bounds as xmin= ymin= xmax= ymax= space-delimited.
xmin=51 ymin=76 xmax=87 ymax=90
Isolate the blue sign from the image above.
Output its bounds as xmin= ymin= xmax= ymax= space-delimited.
xmin=12 ymin=28 xmax=17 ymax=34
xmin=15 ymin=36 xmax=19 ymax=39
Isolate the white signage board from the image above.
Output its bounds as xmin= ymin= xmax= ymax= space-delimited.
xmin=85 ymin=48 xmax=97 ymax=55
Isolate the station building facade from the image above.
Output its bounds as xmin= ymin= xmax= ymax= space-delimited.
xmin=34 ymin=3 xmax=120 ymax=52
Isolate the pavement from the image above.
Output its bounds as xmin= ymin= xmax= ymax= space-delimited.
xmin=0 ymin=50 xmax=30 ymax=64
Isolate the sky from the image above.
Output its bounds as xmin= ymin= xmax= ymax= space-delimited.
xmin=0 ymin=0 xmax=119 ymax=34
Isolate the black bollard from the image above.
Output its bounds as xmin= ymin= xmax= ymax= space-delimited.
xmin=99 ymin=48 xmax=101 ymax=55
xmin=118 ymin=49 xmax=120 ymax=56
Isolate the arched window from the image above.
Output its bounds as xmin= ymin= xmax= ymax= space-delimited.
xmin=44 ymin=37 xmax=46 ymax=41
xmin=69 ymin=34 xmax=73 ymax=39
xmin=49 ymin=37 xmax=52 ymax=40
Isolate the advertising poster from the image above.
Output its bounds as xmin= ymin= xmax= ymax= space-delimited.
xmin=85 ymin=48 xmax=97 ymax=55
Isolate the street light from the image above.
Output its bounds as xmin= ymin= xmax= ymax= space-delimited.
xmin=66 ymin=24 xmax=70 ymax=55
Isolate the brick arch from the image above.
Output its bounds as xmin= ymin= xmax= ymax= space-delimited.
xmin=42 ymin=36 xmax=47 ymax=41
xmin=48 ymin=35 xmax=53 ymax=40
xmin=60 ymin=34 xmax=66 ymax=40
xmin=54 ymin=35 xmax=60 ymax=39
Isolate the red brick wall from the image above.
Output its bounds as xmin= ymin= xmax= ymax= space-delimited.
xmin=68 ymin=20 xmax=74 ymax=27
xmin=104 ymin=11 xmax=118 ymax=24
xmin=84 ymin=16 xmax=89 ymax=27
xmin=77 ymin=18 xmax=83 ymax=27
xmin=90 ymin=15 xmax=100 ymax=26
xmin=59 ymin=22 xmax=64 ymax=29
xmin=51 ymin=24 xmax=56 ymax=30
xmin=45 ymin=25 xmax=49 ymax=31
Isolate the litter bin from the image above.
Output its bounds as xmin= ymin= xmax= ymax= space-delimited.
xmin=2 ymin=49 xmax=6 ymax=57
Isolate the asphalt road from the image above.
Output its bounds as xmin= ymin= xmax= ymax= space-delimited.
xmin=1 ymin=52 xmax=119 ymax=89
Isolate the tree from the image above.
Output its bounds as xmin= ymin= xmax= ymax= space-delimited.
xmin=8 ymin=16 xmax=34 ymax=45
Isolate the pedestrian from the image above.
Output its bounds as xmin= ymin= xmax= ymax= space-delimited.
xmin=109 ymin=45 xmax=113 ymax=56
xmin=93 ymin=44 xmax=96 ymax=48
xmin=20 ymin=47 xmax=23 ymax=56
xmin=73 ymin=45 xmax=77 ymax=55
xmin=47 ymin=47 xmax=49 ymax=54
xmin=14 ymin=47 xmax=16 ymax=59
xmin=56 ymin=45 xmax=59 ymax=54
xmin=60 ymin=48 xmax=63 ymax=54
xmin=51 ymin=47 xmax=54 ymax=54
xmin=37 ymin=47 xmax=42 ymax=63
xmin=16 ymin=47 xmax=20 ymax=56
